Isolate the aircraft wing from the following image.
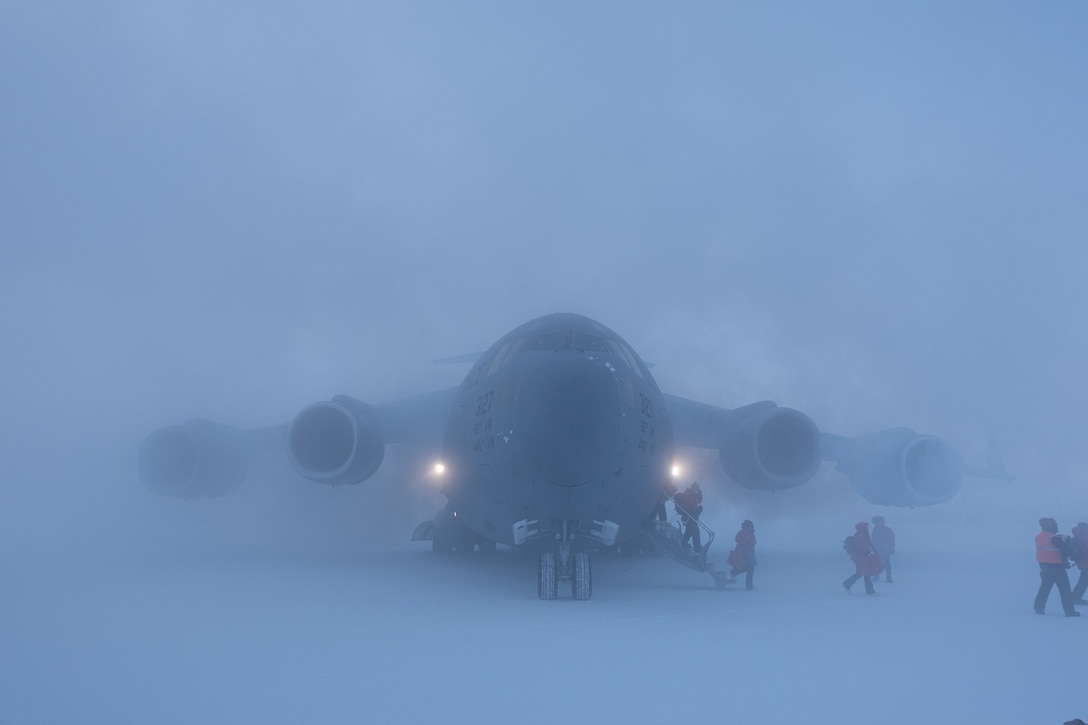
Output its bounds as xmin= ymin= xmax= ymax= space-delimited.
xmin=665 ymin=393 xmax=973 ymax=507
xmin=664 ymin=394 xmax=781 ymax=449
xmin=138 ymin=386 xmax=460 ymax=499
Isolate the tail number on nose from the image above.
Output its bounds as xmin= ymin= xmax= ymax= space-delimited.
xmin=639 ymin=393 xmax=656 ymax=454
xmin=473 ymin=390 xmax=495 ymax=453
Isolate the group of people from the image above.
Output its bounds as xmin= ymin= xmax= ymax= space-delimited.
xmin=662 ymin=485 xmax=1088 ymax=621
xmin=842 ymin=516 xmax=896 ymax=595
xmin=666 ymin=482 xmax=758 ymax=589
xmin=666 ymin=482 xmax=902 ymax=595
xmin=1034 ymin=517 xmax=1088 ymax=617
xmin=841 ymin=515 xmax=1088 ymax=615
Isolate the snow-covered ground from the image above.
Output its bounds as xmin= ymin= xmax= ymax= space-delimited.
xmin=4 ymin=480 xmax=1085 ymax=725
xmin=3 ymin=4 xmax=1087 ymax=724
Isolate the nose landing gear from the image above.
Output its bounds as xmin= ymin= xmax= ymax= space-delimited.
xmin=537 ymin=521 xmax=593 ymax=601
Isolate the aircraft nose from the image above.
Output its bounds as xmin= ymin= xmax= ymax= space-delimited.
xmin=515 ymin=358 xmax=623 ymax=487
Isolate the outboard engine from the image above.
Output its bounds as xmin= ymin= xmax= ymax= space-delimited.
xmin=829 ymin=428 xmax=962 ymax=507
xmin=138 ymin=419 xmax=252 ymax=499
xmin=719 ymin=407 xmax=822 ymax=491
xmin=289 ymin=395 xmax=385 ymax=486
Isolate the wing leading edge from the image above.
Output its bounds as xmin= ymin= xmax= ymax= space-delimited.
xmin=138 ymin=387 xmax=459 ymax=499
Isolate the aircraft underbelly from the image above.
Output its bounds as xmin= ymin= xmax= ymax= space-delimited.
xmin=448 ymin=440 xmax=667 ymax=547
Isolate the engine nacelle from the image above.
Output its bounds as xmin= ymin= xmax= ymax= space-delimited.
xmin=719 ymin=407 xmax=822 ymax=491
xmin=288 ymin=395 xmax=385 ymax=486
xmin=835 ymin=428 xmax=962 ymax=507
xmin=138 ymin=420 xmax=252 ymax=499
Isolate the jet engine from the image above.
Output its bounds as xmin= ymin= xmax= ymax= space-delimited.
xmin=719 ymin=407 xmax=822 ymax=491
xmin=831 ymin=428 xmax=962 ymax=507
xmin=138 ymin=419 xmax=252 ymax=499
xmin=288 ymin=395 xmax=385 ymax=486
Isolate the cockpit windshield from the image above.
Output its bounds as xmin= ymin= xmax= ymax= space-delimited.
xmin=606 ymin=339 xmax=643 ymax=378
xmin=486 ymin=329 xmax=644 ymax=378
xmin=570 ymin=333 xmax=609 ymax=352
xmin=526 ymin=332 xmax=567 ymax=351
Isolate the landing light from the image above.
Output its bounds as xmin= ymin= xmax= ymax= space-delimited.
xmin=671 ymin=463 xmax=682 ymax=478
xmin=425 ymin=460 xmax=449 ymax=493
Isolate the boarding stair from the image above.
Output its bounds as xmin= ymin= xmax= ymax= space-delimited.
xmin=645 ymin=498 xmax=734 ymax=589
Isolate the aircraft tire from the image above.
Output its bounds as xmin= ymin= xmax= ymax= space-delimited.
xmin=572 ymin=552 xmax=592 ymax=601
xmin=538 ymin=552 xmax=558 ymax=600
xmin=432 ymin=538 xmax=453 ymax=555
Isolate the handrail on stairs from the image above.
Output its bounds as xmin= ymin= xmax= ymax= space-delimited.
xmin=668 ymin=495 xmax=714 ymax=556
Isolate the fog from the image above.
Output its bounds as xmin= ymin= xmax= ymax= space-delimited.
xmin=2 ymin=3 xmax=1087 ymax=723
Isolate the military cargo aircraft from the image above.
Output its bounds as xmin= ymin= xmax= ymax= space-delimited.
xmin=138 ymin=312 xmax=1003 ymax=600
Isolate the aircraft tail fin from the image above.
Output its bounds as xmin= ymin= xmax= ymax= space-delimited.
xmin=962 ymin=434 xmax=1016 ymax=483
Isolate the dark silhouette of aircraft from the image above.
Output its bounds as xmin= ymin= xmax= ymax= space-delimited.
xmin=138 ymin=312 xmax=1005 ymax=599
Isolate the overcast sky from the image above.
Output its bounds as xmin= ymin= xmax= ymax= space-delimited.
xmin=2 ymin=2 xmax=1087 ymax=559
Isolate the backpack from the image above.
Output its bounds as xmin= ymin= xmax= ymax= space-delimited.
xmin=1065 ymin=535 xmax=1083 ymax=562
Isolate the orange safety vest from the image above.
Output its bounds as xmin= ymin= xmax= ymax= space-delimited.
xmin=1036 ymin=531 xmax=1063 ymax=564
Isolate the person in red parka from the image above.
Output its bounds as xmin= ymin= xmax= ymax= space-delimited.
xmin=842 ymin=521 xmax=882 ymax=595
xmin=1070 ymin=521 xmax=1088 ymax=606
xmin=676 ymin=482 xmax=704 ymax=553
xmin=727 ymin=519 xmax=757 ymax=590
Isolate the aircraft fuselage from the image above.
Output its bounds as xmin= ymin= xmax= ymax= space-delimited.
xmin=440 ymin=313 xmax=674 ymax=553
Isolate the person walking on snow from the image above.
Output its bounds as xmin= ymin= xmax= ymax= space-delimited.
xmin=1033 ymin=517 xmax=1080 ymax=617
xmin=727 ymin=519 xmax=757 ymax=590
xmin=1069 ymin=521 xmax=1088 ymax=606
xmin=843 ymin=521 xmax=882 ymax=595
xmin=871 ymin=515 xmax=896 ymax=583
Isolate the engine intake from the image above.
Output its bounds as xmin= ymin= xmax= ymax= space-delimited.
xmin=289 ymin=395 xmax=385 ymax=486
xmin=719 ymin=407 xmax=822 ymax=491
xmin=833 ymin=428 xmax=962 ymax=507
xmin=137 ymin=420 xmax=251 ymax=499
